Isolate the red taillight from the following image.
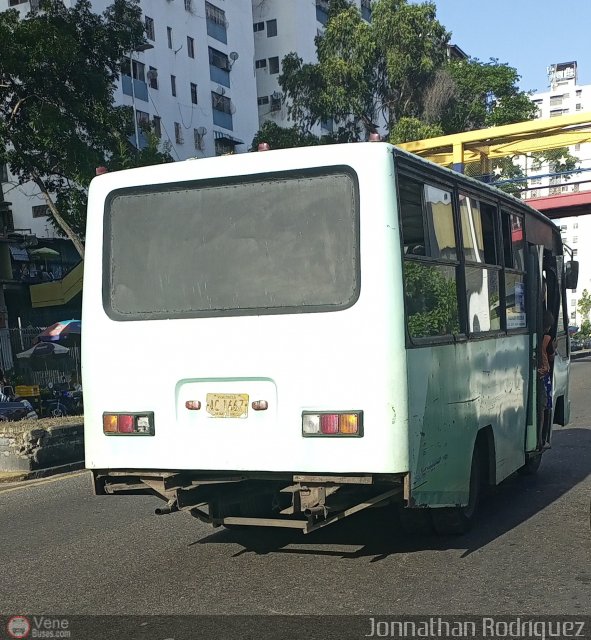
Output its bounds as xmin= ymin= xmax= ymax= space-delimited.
xmin=103 ymin=413 xmax=154 ymax=435
xmin=320 ymin=414 xmax=339 ymax=434
xmin=118 ymin=415 xmax=134 ymax=433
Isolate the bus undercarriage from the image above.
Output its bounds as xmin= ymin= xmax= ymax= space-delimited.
xmin=91 ymin=470 xmax=406 ymax=534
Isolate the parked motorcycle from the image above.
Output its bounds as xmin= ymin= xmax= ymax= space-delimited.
xmin=42 ymin=384 xmax=83 ymax=417
xmin=0 ymin=386 xmax=38 ymax=421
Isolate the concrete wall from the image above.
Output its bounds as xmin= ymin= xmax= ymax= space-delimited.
xmin=0 ymin=423 xmax=83 ymax=472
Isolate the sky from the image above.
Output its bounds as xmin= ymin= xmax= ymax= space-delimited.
xmin=427 ymin=1 xmax=591 ymax=94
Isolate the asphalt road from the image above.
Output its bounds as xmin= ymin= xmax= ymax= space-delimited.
xmin=1 ymin=364 xmax=590 ymax=618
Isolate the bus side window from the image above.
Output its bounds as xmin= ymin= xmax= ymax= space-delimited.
xmin=460 ymin=194 xmax=502 ymax=333
xmin=501 ymin=210 xmax=527 ymax=330
xmin=398 ymin=174 xmax=460 ymax=340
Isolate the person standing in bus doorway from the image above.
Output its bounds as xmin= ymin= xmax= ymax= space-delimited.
xmin=538 ymin=311 xmax=555 ymax=449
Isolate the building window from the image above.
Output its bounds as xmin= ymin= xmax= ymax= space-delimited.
xmin=205 ymin=2 xmax=227 ymax=44
xmin=576 ymin=103 xmax=582 ymax=111
xmin=255 ymin=59 xmax=267 ymax=69
xmin=0 ymin=165 xmax=7 ymax=182
xmin=573 ymin=249 xmax=578 ymax=257
xmin=571 ymin=299 xmax=577 ymax=306
xmin=171 ymin=75 xmax=177 ymax=97
xmin=32 ymin=205 xmax=49 ymax=218
xmin=153 ymin=116 xmax=161 ymax=138
xmin=573 ymin=236 xmax=578 ymax=243
xmin=270 ymin=94 xmax=281 ymax=112
xmin=266 ymin=19 xmax=277 ymax=37
xmin=576 ymin=89 xmax=582 ymax=97
xmin=145 ymin=16 xmax=155 ymax=41
xmin=174 ymin=122 xmax=183 ymax=144
xmin=167 ymin=27 xmax=173 ymax=49
xmin=190 ymin=82 xmax=198 ymax=105
xmin=253 ymin=21 xmax=264 ymax=32
xmin=136 ymin=110 xmax=150 ymax=130
xmin=257 ymin=96 xmax=269 ymax=106
xmin=550 ymin=109 xmax=567 ymax=118
xmin=184 ymin=0 xmax=192 ymax=11
xmin=121 ymin=59 xmax=145 ymax=82
xmin=8 ymin=0 xmax=28 ymax=5
xmin=187 ymin=36 xmax=195 ymax=58
xmin=212 ymin=91 xmax=232 ymax=114
xmin=573 ymin=222 xmax=578 ymax=229
xmin=575 ymin=143 xmax=581 ymax=151
xmin=269 ymin=56 xmax=279 ymax=74
xmin=148 ymin=66 xmax=158 ymax=90
xmin=208 ymin=47 xmax=230 ymax=70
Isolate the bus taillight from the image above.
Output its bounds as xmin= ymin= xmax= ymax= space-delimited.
xmin=302 ymin=411 xmax=363 ymax=437
xmin=102 ymin=413 xmax=155 ymax=435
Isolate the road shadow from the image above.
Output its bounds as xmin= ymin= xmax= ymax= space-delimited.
xmin=194 ymin=426 xmax=591 ymax=561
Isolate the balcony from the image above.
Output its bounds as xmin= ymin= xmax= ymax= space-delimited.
xmin=213 ymin=110 xmax=233 ymax=130
xmin=122 ymin=75 xmax=148 ymax=102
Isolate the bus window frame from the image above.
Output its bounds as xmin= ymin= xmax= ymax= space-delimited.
xmin=501 ymin=207 xmax=529 ymax=336
xmin=457 ymin=188 xmax=506 ymax=339
xmin=102 ymin=166 xmax=362 ymax=321
xmin=396 ymin=167 xmax=466 ymax=347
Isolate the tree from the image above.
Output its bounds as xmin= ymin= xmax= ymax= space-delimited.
xmin=277 ymin=0 xmax=449 ymax=140
xmin=0 ymin=0 xmax=172 ymax=258
xmin=439 ymin=58 xmax=538 ymax=134
xmin=577 ymin=289 xmax=591 ymax=331
xmin=254 ymin=0 xmax=536 ymax=148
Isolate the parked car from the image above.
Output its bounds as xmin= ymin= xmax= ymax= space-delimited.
xmin=571 ymin=339 xmax=584 ymax=352
xmin=584 ymin=338 xmax=591 ymax=350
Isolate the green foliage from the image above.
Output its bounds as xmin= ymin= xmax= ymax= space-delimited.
xmin=404 ymin=260 xmax=460 ymax=337
xmin=250 ymin=122 xmax=321 ymax=151
xmin=253 ymin=0 xmax=536 ymax=154
xmin=0 ymin=0 xmax=172 ymax=256
xmin=489 ymin=157 xmax=526 ymax=196
xmin=441 ymin=58 xmax=537 ymax=133
xmin=389 ymin=117 xmax=443 ymax=144
xmin=578 ymin=319 xmax=591 ymax=339
xmin=577 ymin=289 xmax=591 ymax=326
xmin=530 ymin=147 xmax=579 ymax=178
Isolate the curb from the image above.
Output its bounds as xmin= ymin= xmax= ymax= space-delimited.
xmin=0 ymin=460 xmax=85 ymax=484
xmin=571 ymin=351 xmax=591 ymax=360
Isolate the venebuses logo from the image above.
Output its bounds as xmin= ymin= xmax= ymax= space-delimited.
xmin=7 ymin=616 xmax=31 ymax=639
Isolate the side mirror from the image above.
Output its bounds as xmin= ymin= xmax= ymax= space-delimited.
xmin=565 ymin=260 xmax=579 ymax=290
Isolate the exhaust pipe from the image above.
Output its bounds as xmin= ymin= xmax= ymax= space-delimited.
xmin=155 ymin=500 xmax=178 ymax=515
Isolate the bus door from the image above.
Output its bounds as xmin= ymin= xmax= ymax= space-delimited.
xmin=525 ymin=243 xmax=545 ymax=453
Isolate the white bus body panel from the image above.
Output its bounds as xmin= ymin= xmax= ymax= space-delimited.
xmin=83 ymin=144 xmax=409 ymax=474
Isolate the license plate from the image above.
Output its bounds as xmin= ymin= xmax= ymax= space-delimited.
xmin=206 ymin=393 xmax=249 ymax=418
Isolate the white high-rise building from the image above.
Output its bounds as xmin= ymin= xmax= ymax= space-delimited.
xmin=1 ymin=0 xmax=259 ymax=240
xmin=524 ymin=62 xmax=591 ymax=328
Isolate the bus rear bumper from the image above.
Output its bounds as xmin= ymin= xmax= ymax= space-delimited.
xmin=91 ymin=469 xmax=406 ymax=534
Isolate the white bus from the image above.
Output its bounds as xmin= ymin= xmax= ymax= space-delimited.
xmin=83 ymin=142 xmax=577 ymax=535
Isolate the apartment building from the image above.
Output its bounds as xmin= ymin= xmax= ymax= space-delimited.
xmin=524 ymin=62 xmax=591 ymax=327
xmin=1 ymin=0 xmax=259 ymax=241
xmin=252 ymin=0 xmax=372 ymax=135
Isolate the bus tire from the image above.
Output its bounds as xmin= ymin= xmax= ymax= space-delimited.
xmin=431 ymin=446 xmax=482 ymax=536
xmin=518 ymin=452 xmax=542 ymax=476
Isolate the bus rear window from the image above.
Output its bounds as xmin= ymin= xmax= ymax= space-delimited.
xmin=103 ymin=168 xmax=359 ymax=320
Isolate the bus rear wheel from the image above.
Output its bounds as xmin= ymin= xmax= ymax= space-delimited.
xmin=431 ymin=446 xmax=482 ymax=536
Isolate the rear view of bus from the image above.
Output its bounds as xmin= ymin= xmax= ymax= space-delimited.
xmin=83 ymin=143 xmax=409 ymax=533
